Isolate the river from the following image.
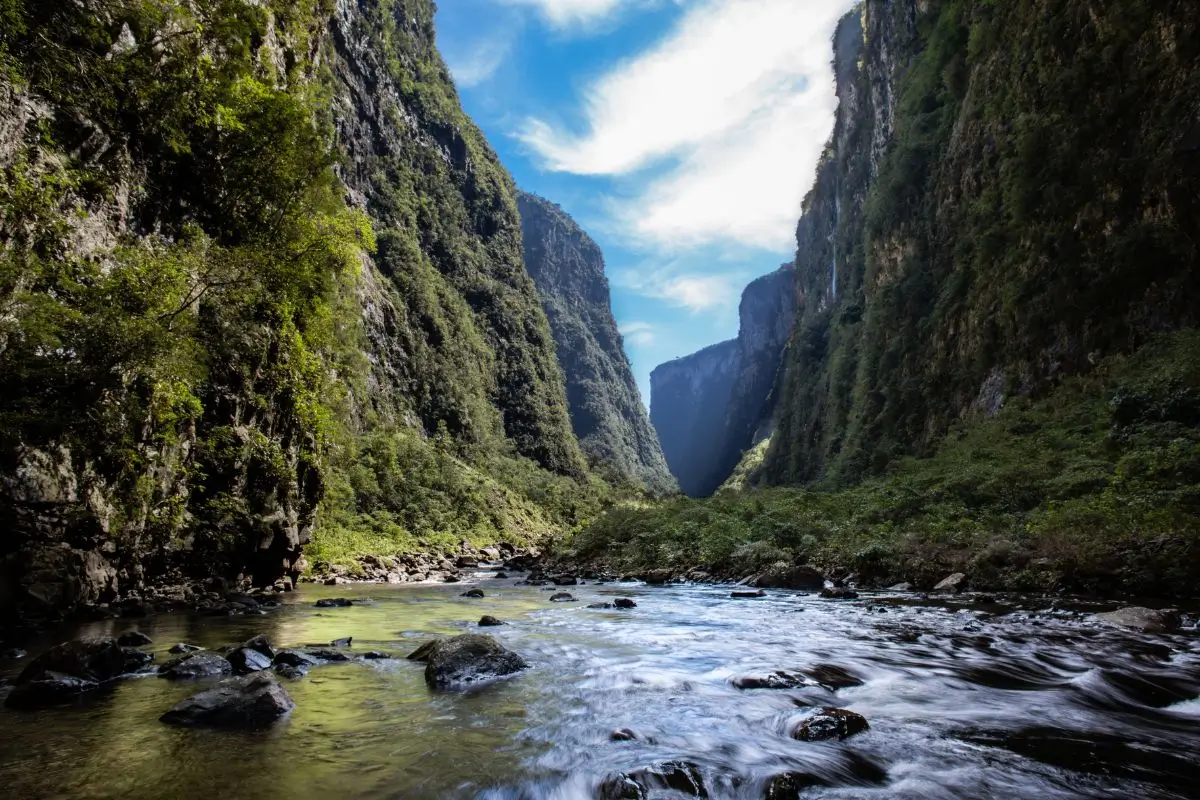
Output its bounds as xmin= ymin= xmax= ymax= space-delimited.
xmin=1 ymin=574 xmax=1198 ymax=799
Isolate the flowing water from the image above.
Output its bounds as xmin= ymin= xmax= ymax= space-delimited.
xmin=1 ymin=575 xmax=1198 ymax=799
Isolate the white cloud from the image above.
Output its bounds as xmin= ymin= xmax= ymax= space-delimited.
xmin=519 ymin=0 xmax=855 ymax=251
xmin=614 ymin=262 xmax=748 ymax=313
xmin=503 ymin=0 xmax=638 ymax=28
xmin=618 ymin=320 xmax=656 ymax=346
xmin=445 ymin=34 xmax=515 ymax=88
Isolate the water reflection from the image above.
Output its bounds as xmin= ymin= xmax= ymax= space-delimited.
xmin=0 ymin=579 xmax=1197 ymax=799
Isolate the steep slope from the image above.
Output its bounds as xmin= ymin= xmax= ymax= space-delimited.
xmin=764 ymin=0 xmax=1200 ymax=485
xmin=650 ymin=264 xmax=795 ymax=496
xmin=516 ymin=192 xmax=676 ymax=494
xmin=0 ymin=0 xmax=592 ymax=619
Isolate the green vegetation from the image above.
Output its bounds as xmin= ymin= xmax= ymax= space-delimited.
xmin=569 ymin=331 xmax=1200 ymax=596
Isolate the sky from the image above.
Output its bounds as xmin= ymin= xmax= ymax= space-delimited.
xmin=434 ymin=0 xmax=855 ymax=404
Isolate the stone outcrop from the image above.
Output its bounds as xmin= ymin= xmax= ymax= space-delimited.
xmin=650 ymin=264 xmax=796 ymax=496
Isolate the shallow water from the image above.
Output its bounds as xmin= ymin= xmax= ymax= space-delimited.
xmin=1 ymin=577 xmax=1198 ymax=799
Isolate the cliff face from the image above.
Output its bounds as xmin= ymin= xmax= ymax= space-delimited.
xmin=651 ymin=264 xmax=795 ymax=496
xmin=0 ymin=0 xmax=587 ymax=620
xmin=764 ymin=0 xmax=1200 ymax=485
xmin=516 ymin=192 xmax=676 ymax=494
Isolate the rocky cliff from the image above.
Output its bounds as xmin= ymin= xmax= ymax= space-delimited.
xmin=0 ymin=0 xmax=592 ymax=621
xmin=650 ymin=263 xmax=795 ymax=496
xmin=763 ymin=0 xmax=1200 ymax=485
xmin=516 ymin=192 xmax=676 ymax=494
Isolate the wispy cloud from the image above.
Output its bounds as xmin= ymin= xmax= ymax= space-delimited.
xmin=446 ymin=34 xmax=515 ymax=88
xmin=519 ymin=0 xmax=854 ymax=251
xmin=614 ymin=261 xmax=749 ymax=313
xmin=503 ymin=0 xmax=642 ymax=28
xmin=618 ymin=321 xmax=656 ymax=346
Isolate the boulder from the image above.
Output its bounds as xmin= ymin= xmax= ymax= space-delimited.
xmin=158 ymin=651 xmax=233 ymax=680
xmin=792 ymin=707 xmax=869 ymax=742
xmin=17 ymin=638 xmax=128 ymax=685
xmin=551 ymin=575 xmax=578 ymax=586
xmin=273 ymin=650 xmax=320 ymax=669
xmin=168 ymin=643 xmax=202 ymax=654
xmin=640 ymin=570 xmax=673 ymax=586
xmin=755 ymin=563 xmax=825 ymax=591
xmin=362 ymin=651 xmax=389 ymax=659
xmin=456 ymin=556 xmax=479 ymax=568
xmin=887 ymin=582 xmax=913 ymax=592
xmin=241 ymin=635 xmax=276 ymax=660
xmin=614 ymin=598 xmax=637 ymax=609
xmin=160 ymin=673 xmax=294 ymax=729
xmin=116 ymin=631 xmax=153 ymax=647
xmin=478 ymin=615 xmax=505 ymax=627
xmin=600 ymin=761 xmax=707 ymax=799
xmin=409 ymin=634 xmax=529 ymax=689
xmin=331 ymin=637 xmax=353 ymax=648
xmin=610 ymin=728 xmax=638 ymax=741
xmin=732 ymin=589 xmax=767 ymax=599
xmin=5 ymin=671 xmax=100 ymax=709
xmin=461 ymin=589 xmax=485 ymax=598
xmin=493 ymin=572 xmax=509 ymax=579
xmin=1091 ymin=606 xmax=1181 ymax=633
xmin=549 ymin=592 xmax=576 ymax=602
xmin=818 ymin=588 xmax=859 ymax=600
xmin=733 ymin=671 xmax=805 ymax=690
xmin=764 ymin=772 xmax=825 ymax=798
xmin=303 ymin=648 xmax=351 ymax=662
xmin=121 ymin=648 xmax=155 ymax=674
xmin=227 ymin=647 xmax=273 ymax=675
xmin=314 ymin=598 xmax=353 ymax=608
xmin=932 ymin=573 xmax=968 ymax=594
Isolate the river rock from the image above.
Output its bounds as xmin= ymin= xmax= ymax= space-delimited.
xmin=303 ymin=648 xmax=351 ymax=662
xmin=819 ymin=588 xmax=859 ymax=600
xmin=732 ymin=589 xmax=767 ymax=599
xmin=764 ymin=772 xmax=825 ymax=798
xmin=116 ymin=631 xmax=153 ymax=647
xmin=756 ymin=563 xmax=825 ymax=591
xmin=733 ymin=671 xmax=805 ymax=690
xmin=932 ymin=573 xmax=968 ymax=594
xmin=588 ymin=602 xmax=614 ymax=609
xmin=610 ymin=728 xmax=638 ymax=741
xmin=241 ymin=635 xmax=275 ymax=659
xmin=227 ymin=647 xmax=272 ymax=675
xmin=409 ymin=634 xmax=529 ymax=689
xmin=168 ymin=643 xmax=202 ymax=654
xmin=550 ymin=592 xmax=575 ymax=602
xmin=601 ymin=761 xmax=707 ymax=798
xmin=456 ymin=556 xmax=479 ymax=568
xmin=314 ymin=597 xmax=354 ymax=608
xmin=331 ymin=637 xmax=353 ymax=647
xmin=614 ymin=598 xmax=637 ymax=609
xmin=5 ymin=672 xmax=100 ymax=709
xmin=160 ymin=673 xmax=294 ymax=729
xmin=494 ymin=572 xmax=509 ymax=579
xmin=158 ymin=651 xmax=233 ymax=680
xmin=806 ymin=664 xmax=864 ymax=690
xmin=362 ymin=651 xmax=389 ymax=659
xmin=14 ymin=638 xmax=131 ymax=698
xmin=1091 ymin=606 xmax=1181 ymax=633
xmin=461 ymin=589 xmax=485 ymax=598
xmin=640 ymin=569 xmax=673 ymax=586
xmin=792 ymin=707 xmax=870 ymax=741
xmin=887 ymin=582 xmax=913 ymax=592
xmin=478 ymin=615 xmax=505 ymax=627
xmin=274 ymin=649 xmax=320 ymax=669
xmin=551 ymin=575 xmax=578 ymax=586
xmin=122 ymin=648 xmax=155 ymax=674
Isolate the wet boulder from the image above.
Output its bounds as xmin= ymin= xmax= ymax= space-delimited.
xmin=756 ymin=563 xmax=825 ymax=591
xmin=640 ymin=569 xmax=673 ymax=586
xmin=331 ymin=637 xmax=353 ymax=648
xmin=241 ymin=635 xmax=275 ymax=660
xmin=117 ymin=631 xmax=153 ymax=647
xmin=764 ymin=772 xmax=825 ymax=798
xmin=733 ymin=671 xmax=805 ymax=690
xmin=588 ymin=602 xmax=614 ymax=609
xmin=302 ymin=648 xmax=351 ymax=662
xmin=314 ymin=598 xmax=354 ymax=608
xmin=5 ymin=672 xmax=100 ymax=709
xmin=610 ymin=728 xmax=638 ymax=741
xmin=805 ymin=665 xmax=864 ymax=690
xmin=791 ymin=707 xmax=869 ymax=741
xmin=168 ymin=643 xmax=202 ymax=655
xmin=121 ymin=648 xmax=155 ymax=674
xmin=932 ymin=573 xmax=968 ymax=594
xmin=160 ymin=673 xmax=294 ymax=729
xmin=362 ymin=651 xmax=389 ymax=660
xmin=494 ymin=572 xmax=509 ymax=579
xmin=818 ymin=588 xmax=859 ymax=600
xmin=887 ymin=582 xmax=913 ymax=592
xmin=409 ymin=634 xmax=529 ymax=689
xmin=16 ymin=637 xmax=128 ymax=685
xmin=1091 ymin=606 xmax=1180 ymax=633
xmin=461 ymin=589 xmax=485 ymax=598
xmin=551 ymin=575 xmax=578 ymax=586
xmin=614 ymin=598 xmax=637 ymax=609
xmin=479 ymin=615 xmax=505 ymax=627
xmin=732 ymin=589 xmax=767 ymax=599
xmin=158 ymin=651 xmax=233 ymax=680
xmin=227 ymin=647 xmax=273 ymax=675
xmin=273 ymin=649 xmax=320 ymax=669
xmin=600 ymin=761 xmax=707 ymax=798
xmin=550 ymin=592 xmax=576 ymax=602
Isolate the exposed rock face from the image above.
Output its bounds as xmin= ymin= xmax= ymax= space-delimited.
xmin=516 ymin=192 xmax=676 ymax=494
xmin=764 ymin=1 xmax=1200 ymax=484
xmin=651 ymin=264 xmax=796 ymax=496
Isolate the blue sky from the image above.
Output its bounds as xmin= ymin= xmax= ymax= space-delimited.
xmin=434 ymin=0 xmax=854 ymax=404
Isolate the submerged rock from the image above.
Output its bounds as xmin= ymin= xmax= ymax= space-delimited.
xmin=121 ymin=648 xmax=155 ymax=674
xmin=314 ymin=598 xmax=354 ymax=608
xmin=733 ymin=671 xmax=805 ymax=690
xmin=818 ymin=588 xmax=859 ymax=600
xmin=331 ymin=637 xmax=353 ymax=647
xmin=116 ymin=631 xmax=153 ymax=647
xmin=409 ymin=634 xmax=529 ymax=689
xmin=168 ymin=643 xmax=202 ymax=655
xmin=16 ymin=638 xmax=127 ymax=685
xmin=1091 ymin=606 xmax=1180 ymax=633
xmin=362 ymin=651 xmax=389 ymax=660
xmin=601 ymin=761 xmax=707 ymax=798
xmin=806 ymin=664 xmax=864 ymax=690
xmin=550 ymin=592 xmax=576 ymax=602
xmin=158 ymin=651 xmax=233 ymax=680
xmin=610 ymin=728 xmax=638 ymax=741
xmin=732 ymin=589 xmax=766 ymax=599
xmin=461 ymin=589 xmax=485 ymax=598
xmin=5 ymin=672 xmax=100 ymax=709
xmin=588 ymin=602 xmax=614 ymax=609
xmin=764 ymin=772 xmax=825 ymax=798
xmin=478 ymin=615 xmax=505 ymax=627
xmin=228 ymin=647 xmax=272 ymax=675
xmin=792 ymin=707 xmax=869 ymax=741
xmin=160 ymin=673 xmax=294 ymax=729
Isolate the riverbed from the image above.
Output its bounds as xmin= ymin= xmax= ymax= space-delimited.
xmin=1 ymin=576 xmax=1198 ymax=799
